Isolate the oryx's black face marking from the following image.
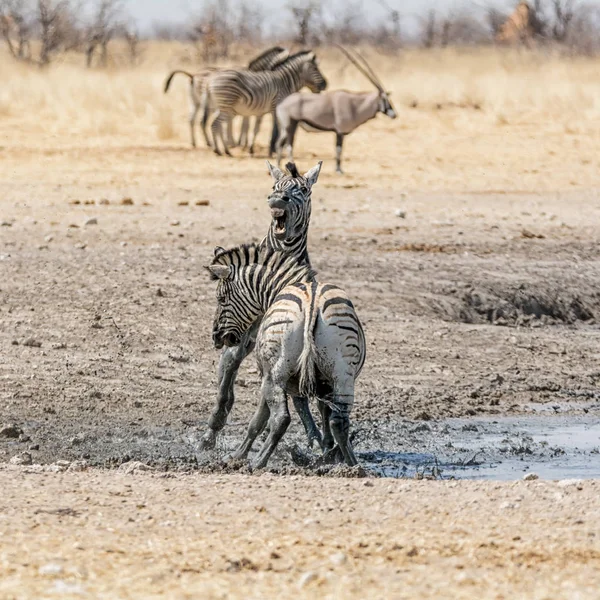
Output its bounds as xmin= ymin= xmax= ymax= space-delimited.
xmin=380 ymin=91 xmax=396 ymax=119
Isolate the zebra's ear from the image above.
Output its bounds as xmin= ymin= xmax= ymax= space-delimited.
xmin=266 ymin=161 xmax=285 ymax=182
xmin=213 ymin=246 xmax=225 ymax=257
xmin=303 ymin=161 xmax=322 ymax=188
xmin=206 ymin=264 xmax=231 ymax=280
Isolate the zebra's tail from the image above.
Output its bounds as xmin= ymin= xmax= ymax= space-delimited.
xmin=164 ymin=70 xmax=193 ymax=93
xmin=298 ymin=285 xmax=319 ymax=398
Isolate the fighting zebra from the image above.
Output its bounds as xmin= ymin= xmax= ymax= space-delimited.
xmin=163 ymin=46 xmax=288 ymax=149
xmin=205 ymin=50 xmax=327 ymax=157
xmin=199 ymin=161 xmax=323 ymax=451
xmin=207 ymin=243 xmax=366 ymax=469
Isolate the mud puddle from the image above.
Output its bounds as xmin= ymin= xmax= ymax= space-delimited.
xmin=359 ymin=415 xmax=600 ymax=480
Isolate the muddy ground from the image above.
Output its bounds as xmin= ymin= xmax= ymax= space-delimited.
xmin=1 ymin=143 xmax=599 ymax=472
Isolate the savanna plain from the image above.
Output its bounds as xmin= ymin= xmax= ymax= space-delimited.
xmin=1 ymin=44 xmax=600 ymax=598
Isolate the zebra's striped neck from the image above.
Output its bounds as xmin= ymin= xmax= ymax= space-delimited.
xmin=263 ymin=230 xmax=309 ymax=265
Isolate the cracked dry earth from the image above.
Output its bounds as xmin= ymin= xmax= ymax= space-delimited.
xmin=0 ymin=468 xmax=599 ymax=599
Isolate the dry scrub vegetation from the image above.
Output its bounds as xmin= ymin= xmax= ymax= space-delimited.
xmin=2 ymin=43 xmax=600 ymax=192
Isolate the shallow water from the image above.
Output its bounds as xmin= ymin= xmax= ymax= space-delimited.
xmin=360 ymin=416 xmax=600 ymax=480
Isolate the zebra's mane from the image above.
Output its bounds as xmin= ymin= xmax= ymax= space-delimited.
xmin=271 ymin=50 xmax=314 ymax=70
xmin=247 ymin=46 xmax=287 ymax=70
xmin=209 ymin=243 xmax=316 ymax=281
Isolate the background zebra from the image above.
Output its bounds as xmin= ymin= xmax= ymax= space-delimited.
xmin=163 ymin=46 xmax=288 ymax=149
xmin=208 ymin=243 xmax=366 ymax=469
xmin=205 ymin=50 xmax=327 ymax=156
xmin=199 ymin=161 xmax=323 ymax=452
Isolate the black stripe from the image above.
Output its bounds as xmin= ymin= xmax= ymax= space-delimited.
xmin=323 ymin=297 xmax=354 ymax=311
xmin=274 ymin=292 xmax=303 ymax=308
xmin=333 ymin=324 xmax=359 ymax=334
xmin=263 ymin=319 xmax=294 ymax=329
xmin=321 ymin=284 xmax=340 ymax=293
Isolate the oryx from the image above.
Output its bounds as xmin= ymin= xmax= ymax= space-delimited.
xmin=275 ymin=45 xmax=396 ymax=173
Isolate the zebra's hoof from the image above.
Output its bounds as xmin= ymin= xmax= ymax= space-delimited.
xmin=199 ymin=429 xmax=217 ymax=451
xmin=213 ymin=149 xmax=222 ymax=156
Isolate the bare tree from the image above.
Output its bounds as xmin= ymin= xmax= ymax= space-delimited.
xmin=287 ymin=0 xmax=320 ymax=46
xmin=551 ymin=0 xmax=576 ymax=40
xmin=189 ymin=0 xmax=234 ymax=63
xmin=84 ymin=0 xmax=124 ymax=67
xmin=37 ymin=0 xmax=79 ymax=66
xmin=0 ymin=0 xmax=33 ymax=60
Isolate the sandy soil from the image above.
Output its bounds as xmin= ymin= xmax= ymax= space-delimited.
xmin=2 ymin=46 xmax=600 ymax=597
xmin=0 ymin=466 xmax=598 ymax=599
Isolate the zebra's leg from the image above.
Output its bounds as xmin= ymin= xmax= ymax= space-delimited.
xmin=248 ymin=115 xmax=263 ymax=156
xmin=226 ymin=116 xmax=237 ymax=148
xmin=286 ymin=120 xmax=299 ymax=163
xmin=189 ymin=101 xmax=200 ymax=148
xmin=211 ymin=111 xmax=233 ymax=157
xmin=328 ymin=382 xmax=357 ymax=466
xmin=251 ymin=376 xmax=291 ymax=469
xmin=292 ymin=397 xmax=322 ymax=449
xmin=335 ymin=133 xmax=345 ymax=174
xmin=230 ymin=392 xmax=270 ymax=460
xmin=239 ymin=117 xmax=250 ymax=149
xmin=318 ymin=399 xmax=335 ymax=452
xmin=199 ymin=325 xmax=258 ymax=450
xmin=200 ymin=89 xmax=212 ymax=148
xmin=269 ymin=112 xmax=279 ymax=158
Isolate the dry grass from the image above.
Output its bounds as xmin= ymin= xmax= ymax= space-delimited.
xmin=1 ymin=42 xmax=600 ymax=191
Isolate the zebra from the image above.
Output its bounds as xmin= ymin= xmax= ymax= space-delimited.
xmin=204 ymin=50 xmax=327 ymax=157
xmin=163 ymin=46 xmax=289 ymax=149
xmin=199 ymin=161 xmax=323 ymax=452
xmin=207 ymin=243 xmax=366 ymax=469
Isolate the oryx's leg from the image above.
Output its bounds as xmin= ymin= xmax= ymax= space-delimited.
xmin=199 ymin=323 xmax=259 ymax=450
xmin=251 ymin=375 xmax=291 ymax=469
xmin=230 ymin=392 xmax=270 ymax=460
xmin=248 ymin=115 xmax=263 ymax=156
xmin=269 ymin=111 xmax=279 ymax=158
xmin=328 ymin=381 xmax=357 ymax=466
xmin=276 ymin=119 xmax=298 ymax=167
xmin=239 ymin=117 xmax=250 ymax=148
xmin=292 ymin=397 xmax=322 ymax=449
xmin=335 ymin=133 xmax=345 ymax=174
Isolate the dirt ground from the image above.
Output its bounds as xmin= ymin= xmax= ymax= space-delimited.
xmin=0 ymin=466 xmax=598 ymax=599
xmin=2 ymin=46 xmax=600 ymax=597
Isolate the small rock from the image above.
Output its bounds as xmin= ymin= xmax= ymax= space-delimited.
xmin=178 ymin=201 xmax=189 ymax=206
xmin=0 ymin=424 xmax=23 ymax=438
xmin=68 ymin=223 xmax=80 ymax=228
xmin=29 ymin=444 xmax=40 ymax=451
xmin=44 ymin=234 xmax=54 ymax=243
xmin=298 ymin=571 xmax=318 ymax=588
xmin=10 ymin=451 xmax=33 ymax=466
xmin=156 ymin=288 xmax=165 ymax=297
xmin=23 ymin=338 xmax=42 ymax=348
xmin=18 ymin=433 xmax=31 ymax=443
xmin=50 ymin=460 xmax=71 ymax=472
xmin=500 ymin=501 xmax=517 ymax=509
xmin=557 ymin=479 xmax=584 ymax=488
xmin=406 ymin=547 xmax=419 ymax=557
xmin=68 ymin=460 xmax=89 ymax=472
xmin=99 ymin=198 xmax=110 ymax=205
xmin=395 ymin=209 xmax=407 ymax=218
xmin=74 ymin=242 xmax=87 ymax=250
xmin=195 ymin=200 xmax=210 ymax=206
xmin=329 ymin=552 xmax=347 ymax=566
xmin=523 ymin=472 xmax=539 ymax=481
xmin=84 ymin=217 xmax=98 ymax=226
xmin=121 ymin=197 xmax=134 ymax=205
xmin=170 ymin=220 xmax=180 ymax=226
xmin=120 ymin=241 xmax=128 ymax=247
xmin=11 ymin=340 xmax=19 ymax=345
xmin=119 ymin=461 xmax=153 ymax=474
xmin=1 ymin=220 xmax=13 ymax=227
xmin=51 ymin=342 xmax=67 ymax=350
xmin=38 ymin=563 xmax=63 ymax=576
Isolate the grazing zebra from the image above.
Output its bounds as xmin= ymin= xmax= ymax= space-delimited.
xmin=205 ymin=50 xmax=327 ymax=157
xmin=207 ymin=243 xmax=366 ymax=469
xmin=199 ymin=161 xmax=323 ymax=452
xmin=163 ymin=46 xmax=288 ymax=149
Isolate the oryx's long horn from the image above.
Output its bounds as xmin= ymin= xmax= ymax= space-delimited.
xmin=348 ymin=47 xmax=386 ymax=91
xmin=334 ymin=44 xmax=383 ymax=92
